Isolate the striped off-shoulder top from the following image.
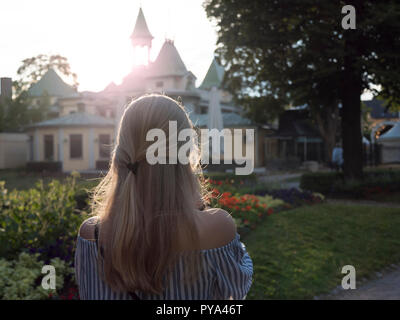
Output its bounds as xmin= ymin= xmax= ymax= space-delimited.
xmin=74 ymin=233 xmax=253 ymax=300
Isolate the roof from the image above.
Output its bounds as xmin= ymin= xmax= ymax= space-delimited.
xmin=131 ymin=8 xmax=153 ymax=46
xmin=199 ymin=58 xmax=225 ymax=90
xmin=364 ymin=99 xmax=399 ymax=119
xmin=379 ymin=122 xmax=400 ymax=141
xmin=27 ymin=112 xmax=114 ymax=128
xmin=147 ymin=40 xmax=188 ymax=78
xmin=27 ymin=69 xmax=78 ymax=98
xmin=189 ymin=112 xmax=252 ymax=128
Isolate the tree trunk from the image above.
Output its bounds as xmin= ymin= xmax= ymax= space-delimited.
xmin=314 ymin=104 xmax=339 ymax=164
xmin=341 ymin=36 xmax=363 ymax=180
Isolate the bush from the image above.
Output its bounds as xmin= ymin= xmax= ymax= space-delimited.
xmin=0 ymin=252 xmax=75 ymax=300
xmin=209 ymin=190 xmax=285 ymax=237
xmin=300 ymin=169 xmax=400 ymax=198
xmin=254 ymin=188 xmax=325 ymax=207
xmin=204 ymin=171 xmax=257 ymax=183
xmin=26 ymin=161 xmax=62 ymax=172
xmin=0 ymin=174 xmax=88 ymax=262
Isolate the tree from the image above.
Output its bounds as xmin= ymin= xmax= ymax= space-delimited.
xmin=204 ymin=0 xmax=400 ymax=180
xmin=0 ymin=92 xmax=51 ymax=132
xmin=14 ymin=54 xmax=78 ymax=97
xmin=1 ymin=54 xmax=77 ymax=132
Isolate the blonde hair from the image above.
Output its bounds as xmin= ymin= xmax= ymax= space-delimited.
xmin=91 ymin=94 xmax=205 ymax=294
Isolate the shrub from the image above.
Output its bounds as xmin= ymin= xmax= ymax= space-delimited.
xmin=300 ymin=169 xmax=400 ymax=198
xmin=0 ymin=174 xmax=88 ymax=262
xmin=0 ymin=252 xmax=74 ymax=300
xmin=203 ymin=172 xmax=257 ymax=184
xmin=26 ymin=161 xmax=62 ymax=172
xmin=254 ymin=188 xmax=325 ymax=207
xmin=209 ymin=190 xmax=285 ymax=236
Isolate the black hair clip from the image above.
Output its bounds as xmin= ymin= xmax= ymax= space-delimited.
xmin=126 ymin=161 xmax=139 ymax=175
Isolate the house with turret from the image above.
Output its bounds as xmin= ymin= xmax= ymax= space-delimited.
xmin=26 ymin=7 xmax=266 ymax=172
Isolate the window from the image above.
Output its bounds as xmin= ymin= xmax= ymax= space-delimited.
xmin=200 ymin=106 xmax=208 ymax=114
xmin=99 ymin=134 xmax=111 ymax=159
xmin=70 ymin=134 xmax=82 ymax=159
xmin=44 ymin=134 xmax=54 ymax=161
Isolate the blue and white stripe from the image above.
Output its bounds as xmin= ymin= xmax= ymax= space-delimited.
xmin=74 ymin=233 xmax=253 ymax=300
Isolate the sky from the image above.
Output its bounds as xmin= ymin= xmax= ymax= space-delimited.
xmin=0 ymin=0 xmax=219 ymax=92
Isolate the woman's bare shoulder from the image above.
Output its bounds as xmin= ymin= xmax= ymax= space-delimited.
xmin=196 ymin=208 xmax=237 ymax=250
xmin=78 ymin=216 xmax=99 ymax=241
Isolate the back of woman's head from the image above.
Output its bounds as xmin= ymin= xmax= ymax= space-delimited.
xmin=92 ymin=94 xmax=203 ymax=294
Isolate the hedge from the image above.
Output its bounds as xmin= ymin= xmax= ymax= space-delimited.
xmin=26 ymin=161 xmax=62 ymax=172
xmin=300 ymin=169 xmax=400 ymax=198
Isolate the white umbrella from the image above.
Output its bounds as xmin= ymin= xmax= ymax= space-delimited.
xmin=207 ymin=86 xmax=224 ymax=161
xmin=208 ymin=86 xmax=223 ymax=131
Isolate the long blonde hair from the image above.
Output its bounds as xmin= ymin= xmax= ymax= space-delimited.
xmin=91 ymin=94 xmax=205 ymax=294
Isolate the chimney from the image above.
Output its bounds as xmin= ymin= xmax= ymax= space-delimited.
xmin=0 ymin=77 xmax=13 ymax=104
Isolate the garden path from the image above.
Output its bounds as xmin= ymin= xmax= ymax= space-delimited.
xmin=258 ymin=173 xmax=302 ymax=189
xmin=323 ymin=267 xmax=400 ymax=300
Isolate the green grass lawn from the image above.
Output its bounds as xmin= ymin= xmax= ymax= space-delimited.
xmin=244 ymin=203 xmax=400 ymax=299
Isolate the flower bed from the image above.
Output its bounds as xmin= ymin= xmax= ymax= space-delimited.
xmin=0 ymin=174 xmax=86 ymax=300
xmin=0 ymin=171 xmax=324 ymax=300
xmin=209 ymin=189 xmax=286 ymax=236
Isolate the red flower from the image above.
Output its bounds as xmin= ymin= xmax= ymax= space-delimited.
xmin=243 ymin=219 xmax=249 ymax=225
xmin=246 ymin=205 xmax=252 ymax=211
xmin=267 ymin=208 xmax=274 ymax=216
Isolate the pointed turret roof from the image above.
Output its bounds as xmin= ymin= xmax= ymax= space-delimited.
xmin=27 ymin=68 xmax=77 ymax=97
xmin=199 ymin=58 xmax=225 ymax=90
xmin=147 ymin=39 xmax=188 ymax=78
xmin=131 ymin=8 xmax=153 ymax=47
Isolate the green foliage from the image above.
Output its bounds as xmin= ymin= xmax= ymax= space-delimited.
xmin=204 ymin=0 xmax=400 ymax=179
xmin=14 ymin=54 xmax=79 ymax=96
xmin=0 ymin=175 xmax=88 ymax=260
xmin=204 ymin=0 xmax=400 ymax=114
xmin=0 ymin=252 xmax=73 ymax=300
xmin=0 ymin=91 xmax=52 ymax=132
xmin=300 ymin=169 xmax=400 ymax=198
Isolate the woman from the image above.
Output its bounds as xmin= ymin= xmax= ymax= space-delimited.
xmin=74 ymin=94 xmax=253 ymax=300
